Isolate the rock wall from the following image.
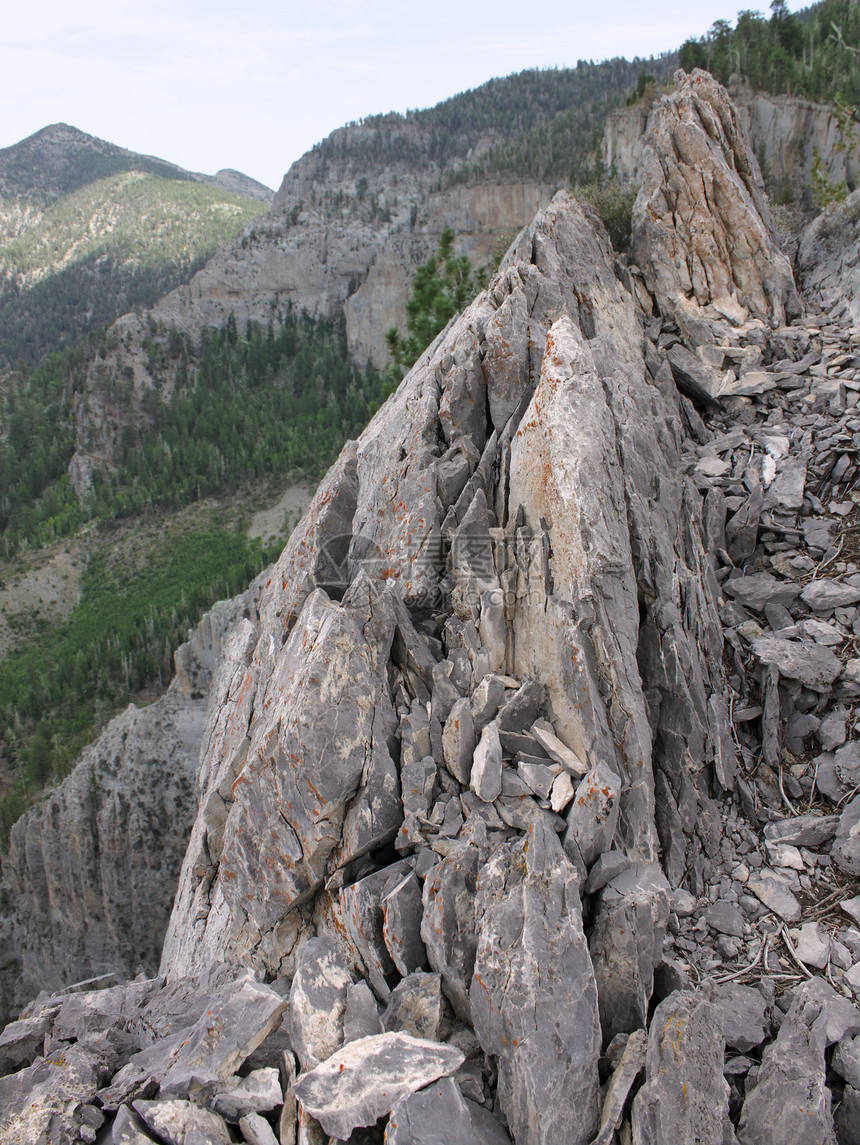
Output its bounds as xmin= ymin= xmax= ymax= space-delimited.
xmin=604 ymin=84 xmax=860 ymax=200
xmin=0 ymin=590 xmax=254 ymax=1023
xmin=158 ymin=184 xmax=725 ymax=986
xmin=799 ymin=188 xmax=860 ymax=330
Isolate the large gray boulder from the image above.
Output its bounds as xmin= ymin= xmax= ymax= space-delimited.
xmin=737 ymin=981 xmax=838 ymax=1145
xmin=590 ymin=864 xmax=670 ymax=1043
xmin=292 ymin=1032 xmax=464 ymax=1140
xmin=289 ymin=937 xmax=353 ymax=1072
xmin=470 ymin=821 xmax=601 ymax=1145
xmin=632 ymin=988 xmax=734 ymax=1145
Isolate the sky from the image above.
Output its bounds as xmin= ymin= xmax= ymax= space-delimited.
xmin=2 ymin=0 xmax=808 ymax=192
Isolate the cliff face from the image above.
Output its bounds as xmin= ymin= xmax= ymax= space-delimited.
xmin=604 ymin=84 xmax=860 ymax=199
xmin=0 ymin=590 xmax=255 ymax=1023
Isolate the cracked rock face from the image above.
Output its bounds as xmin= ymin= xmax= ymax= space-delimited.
xmin=7 ymin=68 xmax=860 ymax=1145
xmin=632 ymin=68 xmax=800 ymax=328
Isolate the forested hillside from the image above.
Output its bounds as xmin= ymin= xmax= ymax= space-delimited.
xmin=680 ymin=0 xmax=860 ymax=102
xmin=0 ymin=308 xmax=386 ymax=834
xmin=0 ymin=125 xmax=270 ymax=366
xmin=307 ymin=56 xmax=677 ymax=193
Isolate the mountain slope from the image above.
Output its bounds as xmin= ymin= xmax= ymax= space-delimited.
xmin=0 ymin=125 xmax=272 ymax=366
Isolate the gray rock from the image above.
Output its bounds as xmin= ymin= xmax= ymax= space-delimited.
xmin=421 ymin=842 xmax=482 ymax=1021
xmin=0 ymin=1042 xmax=108 ymax=1144
xmin=836 ymin=1086 xmax=860 ymax=1145
xmin=496 ymin=680 xmax=545 ymax=733
xmin=470 ymin=675 xmax=507 ymax=733
xmin=238 ymin=1111 xmax=281 ymax=1145
xmin=833 ymin=1034 xmax=860 ymax=1089
xmin=723 ymin=573 xmax=800 ymax=611
xmin=157 ymin=973 xmax=287 ymax=1098
xmin=133 ymin=1099 xmax=232 ymax=1145
xmin=793 ymin=921 xmax=832 ymax=969
xmin=384 ymin=1076 xmax=474 ymax=1144
xmin=464 ymin=1100 xmax=513 ymax=1145
xmin=590 ymin=864 xmax=670 ymax=1043
xmin=750 ymin=634 xmax=842 ymax=692
xmin=400 ymin=757 xmax=438 ymax=822
xmin=292 ymin=1032 xmax=464 ymax=1140
xmin=705 ymin=901 xmax=745 ymax=938
xmin=785 ymin=977 xmax=860 ymax=1046
xmin=563 ymin=761 xmax=622 ymax=868
xmin=517 ymin=759 xmax=556 ymax=800
xmin=747 ymin=868 xmax=802 ymax=922
xmin=442 ymin=698 xmax=476 ymax=785
xmin=431 ymin=661 xmax=462 ymax=725
xmin=341 ymin=861 xmax=411 ymax=1003
xmin=529 ymin=725 xmax=588 ymax=778
xmin=737 ymin=982 xmax=837 ymax=1145
xmin=801 ymin=580 xmax=860 ymax=612
xmin=817 ymin=711 xmax=847 ymax=750
xmin=632 ymin=70 xmax=799 ymax=327
xmin=770 ymin=456 xmax=807 ymax=510
xmin=112 ymin=1105 xmax=158 ymax=1144
xmin=0 ymin=1013 xmax=54 ymax=1077
xmin=470 ymin=820 xmax=601 ymax=1145
xmin=343 ymin=982 xmax=383 ymax=1044
xmin=583 ymin=850 xmax=633 ymax=895
xmin=833 ymin=795 xmax=860 ymax=876
xmin=591 ymin=1028 xmax=647 ymax=1145
xmin=632 ymin=987 xmax=733 ymax=1145
xmin=715 ymin=984 xmax=769 ymax=1052
xmin=382 ymin=872 xmax=428 ymax=977
xmin=471 ymin=722 xmax=503 ymax=803
xmin=764 ymin=813 xmax=841 ymax=848
xmin=209 ymin=1067 xmax=283 ymax=1121
xmin=382 ymin=973 xmax=445 ymax=1042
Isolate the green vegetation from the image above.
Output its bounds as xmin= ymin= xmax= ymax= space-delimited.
xmin=0 ymin=522 xmax=279 ymax=844
xmin=0 ymin=172 xmax=263 ymax=366
xmin=0 ymin=309 xmax=385 ymax=557
xmin=679 ymin=0 xmax=860 ymax=104
xmin=311 ymin=58 xmax=676 ymax=192
xmin=385 ymin=228 xmax=488 ymax=376
xmin=578 ymin=180 xmax=640 ymax=251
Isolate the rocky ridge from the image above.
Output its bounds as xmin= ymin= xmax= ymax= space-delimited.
xmin=3 ymin=68 xmax=860 ymax=1145
xmin=603 ymin=84 xmax=860 ymax=206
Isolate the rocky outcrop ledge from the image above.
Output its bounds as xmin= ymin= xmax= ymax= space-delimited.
xmin=3 ymin=69 xmax=860 ymax=1145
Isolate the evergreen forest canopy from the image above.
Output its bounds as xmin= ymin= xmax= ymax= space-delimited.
xmin=0 ymin=309 xmax=387 ymax=839
xmin=311 ymin=56 xmax=678 ymax=189
xmin=0 ymin=174 xmax=264 ymax=367
xmin=0 ymin=308 xmax=386 ymax=558
xmin=679 ymin=0 xmax=860 ymax=103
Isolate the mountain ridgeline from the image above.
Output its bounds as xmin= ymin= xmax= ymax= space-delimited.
xmin=0 ymin=124 xmax=272 ymax=367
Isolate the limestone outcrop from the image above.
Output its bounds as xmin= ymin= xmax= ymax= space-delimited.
xmin=632 ymin=69 xmax=800 ymax=327
xmin=6 ymin=69 xmax=860 ymax=1145
xmin=0 ymin=590 xmax=254 ymax=1023
xmin=604 ymin=84 xmax=860 ymax=206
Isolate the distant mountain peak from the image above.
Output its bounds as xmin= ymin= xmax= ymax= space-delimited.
xmin=0 ymin=123 xmax=273 ymax=203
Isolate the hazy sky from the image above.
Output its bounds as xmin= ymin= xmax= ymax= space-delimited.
xmin=3 ymin=1 xmax=806 ymax=191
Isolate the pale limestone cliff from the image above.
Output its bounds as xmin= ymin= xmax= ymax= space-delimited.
xmin=0 ymin=591 xmax=254 ymax=1022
